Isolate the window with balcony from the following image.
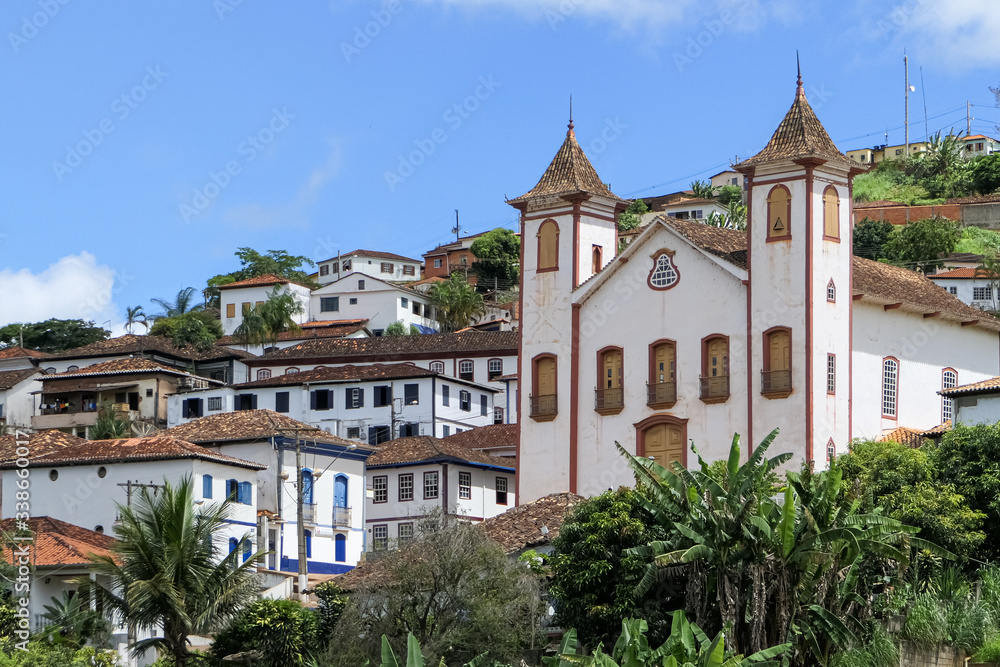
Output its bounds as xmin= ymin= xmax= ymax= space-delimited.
xmin=700 ymin=336 xmax=730 ymax=403
xmin=648 ymin=340 xmax=677 ymax=408
xmin=882 ymin=357 xmax=899 ymax=418
xmin=459 ymin=360 xmax=474 ymax=381
xmin=537 ymin=219 xmax=559 ymax=271
xmin=530 ymin=354 xmax=558 ymax=420
xmin=459 ymin=471 xmax=471 ymax=500
xmin=595 ymin=347 xmax=624 ymax=414
xmin=766 ymin=185 xmax=791 ymax=241
xmin=823 ymin=185 xmax=840 ymax=240
xmin=762 ymin=328 xmax=792 ymax=398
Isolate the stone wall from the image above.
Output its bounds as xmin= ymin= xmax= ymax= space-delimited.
xmin=898 ymin=640 xmax=967 ymax=667
xmin=853 ymin=201 xmax=1000 ymax=230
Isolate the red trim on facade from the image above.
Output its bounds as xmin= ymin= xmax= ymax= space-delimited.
xmin=751 ymin=174 xmax=808 ymax=187
xmin=596 ymin=345 xmax=624 ymax=390
xmin=848 ymin=175 xmax=854 ymax=443
xmin=570 ymin=304 xmax=581 ymax=494
xmin=746 ymin=168 xmax=754 ymax=451
xmin=634 ymin=413 xmax=689 ymax=468
xmin=514 ymin=208 xmax=525 ymax=505
xmin=804 ymin=166 xmax=814 ymax=464
xmin=646 ymin=248 xmax=681 ymax=291
xmin=761 ymin=326 xmax=793 ymax=373
xmin=648 ymin=339 xmax=677 ymax=385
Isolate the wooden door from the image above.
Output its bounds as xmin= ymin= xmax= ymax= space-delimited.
xmin=603 ymin=350 xmax=622 ymax=389
xmin=654 ymin=343 xmax=675 ymax=383
xmin=537 ymin=357 xmax=556 ymax=396
xmin=644 ymin=424 xmax=684 ymax=468
xmin=708 ymin=339 xmax=728 ymax=377
xmin=769 ymin=330 xmax=790 ymax=371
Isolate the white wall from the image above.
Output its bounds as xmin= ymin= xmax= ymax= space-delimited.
xmin=928 ymin=277 xmax=998 ymax=311
xmin=851 ymin=302 xmax=1000 ymax=438
xmin=316 ymin=255 xmax=421 ymax=285
xmin=953 ymin=393 xmax=1000 ymax=426
xmin=0 ymin=374 xmax=41 ymax=429
xmin=311 ymin=276 xmax=438 ymax=333
xmin=220 ymin=283 xmax=311 ymax=336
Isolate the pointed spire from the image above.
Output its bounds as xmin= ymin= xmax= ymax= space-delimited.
xmin=568 ymin=95 xmax=575 ymax=137
xmin=796 ymin=51 xmax=804 ymax=97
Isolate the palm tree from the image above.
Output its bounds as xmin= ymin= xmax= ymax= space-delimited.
xmin=428 ymin=274 xmax=486 ymax=333
xmin=125 ymin=306 xmax=148 ymax=335
xmin=151 ymin=287 xmax=203 ymax=319
xmin=85 ymin=477 xmax=262 ymax=667
xmin=690 ymin=179 xmax=716 ymax=200
xmin=232 ymin=287 xmax=304 ymax=348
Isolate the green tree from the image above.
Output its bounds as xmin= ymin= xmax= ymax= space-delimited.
xmin=0 ymin=319 xmax=110 ymax=353
xmin=205 ymin=248 xmax=317 ymax=308
xmin=717 ymin=184 xmax=743 ymax=208
xmin=151 ymin=287 xmax=203 ymax=319
xmin=383 ymin=320 xmax=408 ymax=336
xmin=232 ymin=287 xmax=304 ymax=348
xmin=932 ymin=423 xmax=1000 ymax=559
xmin=85 ymin=477 xmax=262 ymax=667
xmin=89 ymin=403 xmax=133 ymax=440
xmin=618 ymin=199 xmax=649 ymax=233
xmin=882 ymin=215 xmax=961 ymax=272
xmin=852 ymin=218 xmax=896 ymax=261
xmin=125 ymin=306 xmax=149 ymax=335
xmin=550 ymin=488 xmax=675 ymax=649
xmin=149 ymin=311 xmax=224 ymax=351
xmin=834 ymin=439 xmax=985 ymax=561
xmin=209 ymin=599 xmax=322 ymax=666
xmin=327 ymin=513 xmax=542 ymax=666
xmin=690 ymin=180 xmax=715 ymax=199
xmin=470 ymin=228 xmax=520 ymax=290
xmin=427 ymin=273 xmax=486 ymax=333
xmin=917 ymin=132 xmax=972 ymax=199
xmin=971 ymin=152 xmax=1000 ymax=195
xmin=39 ymin=591 xmax=111 ymax=648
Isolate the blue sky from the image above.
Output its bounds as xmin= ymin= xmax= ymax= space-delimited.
xmin=1 ymin=0 xmax=999 ymax=332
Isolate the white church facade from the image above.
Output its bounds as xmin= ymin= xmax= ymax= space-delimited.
xmin=512 ymin=73 xmax=1000 ymax=503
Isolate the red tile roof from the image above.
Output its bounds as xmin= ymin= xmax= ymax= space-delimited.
xmin=217 ymin=274 xmax=295 ymax=290
xmin=930 ymin=268 xmax=990 ymax=279
xmin=0 ymin=517 xmax=116 ymax=567
xmin=367 ymin=435 xmax=515 ymax=469
xmin=921 ymin=421 xmax=952 ymax=436
xmin=44 ymin=334 xmax=255 ymax=362
xmin=479 ymin=492 xmax=584 ymax=554
xmin=508 ymin=125 xmax=623 ymax=204
xmin=940 ymin=376 xmax=1000 ymax=397
xmin=216 ymin=320 xmax=369 ymax=346
xmin=0 ymin=347 xmax=47 ymax=360
xmin=232 ymin=363 xmax=489 ymax=389
xmin=161 ymin=409 xmax=371 ymax=449
xmin=442 ymin=424 xmax=518 ymax=452
xmin=251 ymin=330 xmax=517 ymax=364
xmin=44 ymin=357 xmax=199 ymax=379
xmin=5 ymin=436 xmax=265 ymax=470
xmin=0 ymin=368 xmax=40 ymax=390
xmin=0 ymin=429 xmax=87 ymax=462
xmin=339 ymin=249 xmax=422 ymax=263
xmin=878 ymin=426 xmax=925 ymax=448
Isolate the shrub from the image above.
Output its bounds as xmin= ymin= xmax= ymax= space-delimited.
xmin=975 ymin=634 xmax=1000 ymax=664
xmin=209 ymin=599 xmax=321 ymax=667
xmin=903 ymin=593 xmax=948 ymax=645
xmin=830 ymin=623 xmax=898 ymax=667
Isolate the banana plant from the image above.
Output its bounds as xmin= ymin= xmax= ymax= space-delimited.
xmin=378 ymin=633 xmax=498 ymax=667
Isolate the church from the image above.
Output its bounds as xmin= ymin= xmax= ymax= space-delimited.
xmin=509 ymin=71 xmax=1000 ymax=503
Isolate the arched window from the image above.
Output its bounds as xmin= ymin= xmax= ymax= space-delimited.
xmin=823 ymin=185 xmax=840 ymax=240
xmin=648 ymin=340 xmax=677 ymax=408
xmin=228 ymin=537 xmax=238 ymax=554
xmin=596 ymin=347 xmax=624 ymax=413
xmin=488 ymin=358 xmax=503 ymax=381
xmin=202 ymin=474 xmax=213 ymax=499
xmin=827 ymin=279 xmax=836 ymax=302
xmin=530 ymin=354 xmax=557 ymax=420
xmin=334 ymin=474 xmax=348 ymax=509
xmin=66 ymin=365 xmax=78 ymax=372
xmin=882 ymin=357 xmax=899 ymax=418
xmin=537 ymin=219 xmax=559 ymax=271
xmin=592 ymin=245 xmax=603 ymax=274
xmin=635 ymin=415 xmax=688 ymax=470
xmin=648 ymin=250 xmax=680 ymax=290
xmin=827 ymin=439 xmax=836 ymax=462
xmin=257 ymin=369 xmax=271 ymax=380
xmin=335 ymin=534 xmax=346 ymax=562
xmin=700 ymin=335 xmax=730 ymax=402
xmin=304 ymin=530 xmax=312 ymax=558
xmin=429 ymin=361 xmax=445 ymax=374
xmin=766 ymin=185 xmax=791 ymax=240
xmin=942 ymin=369 xmax=957 ymax=423
xmin=459 ymin=360 xmax=474 ymax=381
xmin=285 ymin=367 xmax=299 ymax=375
xmin=762 ymin=327 xmax=792 ymax=396
xmin=302 ymin=470 xmax=314 ymax=505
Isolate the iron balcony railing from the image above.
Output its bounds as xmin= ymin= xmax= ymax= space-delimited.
xmin=647 ymin=382 xmax=677 ymax=406
xmin=699 ymin=375 xmax=730 ymax=400
xmin=333 ymin=506 xmax=352 ymax=527
xmin=595 ymin=387 xmax=624 ymax=411
xmin=529 ymin=394 xmax=557 ymax=418
xmin=761 ymin=369 xmax=792 ymax=394
xmin=302 ymin=503 xmax=316 ymax=524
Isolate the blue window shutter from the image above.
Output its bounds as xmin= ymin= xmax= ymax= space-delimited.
xmin=243 ymin=540 xmax=252 ymax=562
xmin=229 ymin=537 xmax=238 ymax=554
xmin=335 ymin=534 xmax=346 ymax=562
xmin=358 ymin=388 xmax=364 ymax=408
xmin=310 ymin=391 xmax=317 ymax=410
xmin=251 ymin=394 xmax=258 ymax=409
xmin=305 ymin=530 xmax=312 ymax=558
xmin=202 ymin=474 xmax=212 ymax=499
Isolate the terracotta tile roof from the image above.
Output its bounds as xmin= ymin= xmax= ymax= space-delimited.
xmin=921 ymin=421 xmax=952 ymax=436
xmin=0 ymin=368 xmax=39 ymax=390
xmin=944 ymin=193 xmax=1000 ymax=205
xmin=479 ymin=492 xmax=584 ymax=554
xmin=442 ymin=423 xmax=518 ymax=452
xmin=251 ymin=330 xmax=518 ymax=364
xmin=217 ymin=273 xmax=294 ymax=290
xmin=405 ymin=276 xmax=448 ymax=288
xmin=161 ymin=409 xmax=371 ymax=449
xmin=735 ymin=79 xmax=857 ymax=170
xmin=0 ymin=517 xmax=116 ymax=567
xmin=216 ymin=320 xmax=369 ymax=346
xmin=422 ymin=232 xmax=491 ymax=256
xmin=43 ymin=357 xmax=200 ymax=379
xmin=0 ymin=429 xmax=87 ymax=462
xmin=660 ymin=216 xmax=749 ymax=268
xmin=232 ymin=363 xmax=488 ymax=389
xmin=930 ymin=268 xmax=990 ymax=279
xmin=508 ymin=126 xmax=623 ymax=204
xmin=940 ymin=377 xmax=1000 ymax=397
xmin=367 ymin=435 xmax=515 ymax=469
xmin=44 ymin=334 xmax=256 ymax=362
xmin=338 ymin=249 xmax=422 ymax=263
xmin=852 ymin=256 xmax=1000 ymax=330
xmin=3 ymin=436 xmax=265 ymax=470
xmin=877 ymin=426 xmax=925 ymax=448
xmin=302 ymin=319 xmax=368 ymax=328
xmin=663 ymin=197 xmax=720 ymax=207
xmin=496 ymin=373 xmax=517 ymax=381
xmin=0 ymin=347 xmax=47 ymax=360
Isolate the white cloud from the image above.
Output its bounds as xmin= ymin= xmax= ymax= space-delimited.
xmin=407 ymin=0 xmax=693 ymax=29
xmin=873 ymin=0 xmax=1000 ymax=68
xmin=223 ymin=139 xmax=343 ymax=229
xmin=0 ymin=253 xmax=123 ymax=330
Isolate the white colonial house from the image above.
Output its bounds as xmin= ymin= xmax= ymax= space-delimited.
xmin=0 ymin=347 xmax=44 ymax=429
xmin=218 ymin=274 xmax=313 ymax=337
xmin=314 ymin=249 xmax=423 ymax=285
xmin=928 ymin=268 xmax=999 ymax=312
xmin=311 ymin=274 xmax=439 ymax=335
xmin=935 ymin=376 xmax=1000 ymax=427
xmin=365 ymin=434 xmax=515 ymax=548
xmin=162 ymin=410 xmax=373 ymax=574
xmin=166 ymin=363 xmax=498 ymax=443
xmin=511 ymin=73 xmax=1000 ymax=503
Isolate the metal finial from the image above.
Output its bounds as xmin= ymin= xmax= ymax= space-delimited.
xmin=796 ymin=51 xmax=804 ymax=95
xmin=568 ymin=95 xmax=574 ymax=135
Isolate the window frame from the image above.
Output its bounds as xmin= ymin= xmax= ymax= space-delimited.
xmin=458 ymin=471 xmax=471 ymax=500
xmin=459 ymin=360 xmax=474 ymax=381
xmin=372 ymin=475 xmax=388 ymax=504
xmin=487 ymin=358 xmax=503 ymax=381
xmin=699 ymin=334 xmax=731 ymax=404
xmin=398 ymin=473 xmax=414 ymax=502
xmin=372 ymin=524 xmax=388 ymax=551
xmin=766 ymin=184 xmax=792 ymax=242
xmin=423 ymin=471 xmax=439 ymax=500
xmin=495 ymin=476 xmax=508 ymax=505
xmin=380 ymin=262 xmax=394 ymax=274
xmin=207 ymin=396 xmax=223 ymax=412
xmin=320 ymin=296 xmax=340 ymax=313
xmin=404 ymin=383 xmax=419 ymax=406
xmin=827 ymin=279 xmax=836 ymax=303
xmin=647 ymin=339 xmax=678 ymax=409
xmin=592 ymin=244 xmax=603 ymax=274
xmin=634 ymin=413 xmax=689 ymax=469
xmin=429 ymin=360 xmax=445 ymax=374
xmin=257 ymin=369 xmax=271 ymax=380
xmin=761 ymin=326 xmax=793 ymax=399
xmin=226 ymin=303 xmax=235 ymax=318
xmin=459 ymin=390 xmax=471 ymax=412
xmin=882 ymin=357 xmax=899 ymax=419
xmin=647 ymin=249 xmax=681 ymax=291
xmin=827 ymin=353 xmax=836 ymax=395
xmin=822 ymin=185 xmax=840 ymax=242
xmin=493 ymin=406 xmax=504 ymax=424
xmin=530 ymin=353 xmax=558 ymax=421
xmin=942 ymin=368 xmax=957 ymax=423
xmin=537 ymin=219 xmax=560 ymax=272
xmin=398 ymin=522 xmax=414 ymax=544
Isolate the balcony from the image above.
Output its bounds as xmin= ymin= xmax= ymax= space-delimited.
xmin=529 ymin=394 xmax=557 ymax=422
xmin=647 ymin=382 xmax=678 ymax=409
xmin=761 ymin=370 xmax=793 ymax=399
xmin=333 ymin=506 xmax=352 ymax=528
xmin=594 ymin=387 xmax=624 ymax=415
xmin=699 ymin=376 xmax=730 ymax=404
xmin=302 ymin=503 xmax=316 ymax=524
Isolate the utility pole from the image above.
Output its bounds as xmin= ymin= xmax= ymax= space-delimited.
xmin=904 ymin=51 xmax=910 ymax=158
xmin=452 ymin=210 xmax=460 ymax=242
xmin=968 ymin=101 xmax=972 ymax=135
xmin=293 ymin=428 xmax=307 ymax=603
